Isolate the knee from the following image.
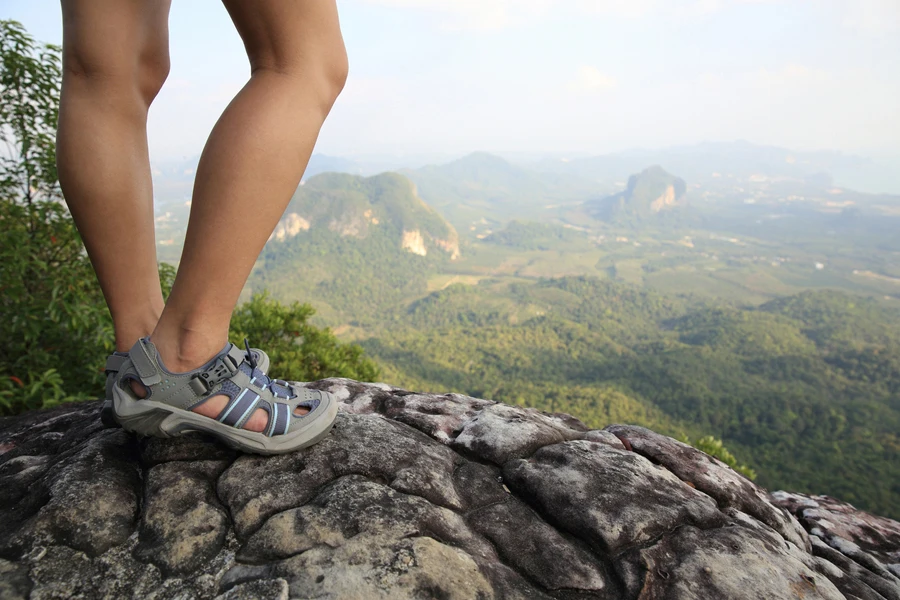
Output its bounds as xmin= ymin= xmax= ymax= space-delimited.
xmin=324 ymin=45 xmax=350 ymax=100
xmin=251 ymin=42 xmax=349 ymax=112
xmin=136 ymin=49 xmax=171 ymax=106
xmin=62 ymin=45 xmax=170 ymax=108
xmin=315 ymin=47 xmax=349 ymax=111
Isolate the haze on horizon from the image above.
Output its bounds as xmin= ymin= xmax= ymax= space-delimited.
xmin=6 ymin=0 xmax=900 ymax=168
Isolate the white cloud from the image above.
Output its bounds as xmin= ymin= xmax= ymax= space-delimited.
xmin=841 ymin=0 xmax=900 ymax=33
xmin=568 ymin=66 xmax=618 ymax=93
xmin=647 ymin=63 xmax=899 ymax=152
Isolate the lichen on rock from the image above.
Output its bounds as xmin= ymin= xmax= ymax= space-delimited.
xmin=0 ymin=378 xmax=897 ymax=599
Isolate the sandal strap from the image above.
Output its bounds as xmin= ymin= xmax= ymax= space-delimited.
xmin=105 ymin=353 xmax=128 ymax=374
xmin=217 ymin=388 xmax=261 ymax=428
xmin=266 ymin=402 xmax=291 ymax=437
xmin=131 ymin=338 xmax=163 ymax=385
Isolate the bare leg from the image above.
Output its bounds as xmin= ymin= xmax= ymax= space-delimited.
xmin=150 ymin=0 xmax=349 ymax=431
xmin=57 ymin=0 xmax=171 ymax=352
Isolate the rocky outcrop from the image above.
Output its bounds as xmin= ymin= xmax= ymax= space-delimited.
xmin=772 ymin=492 xmax=900 ymax=599
xmin=269 ymin=213 xmax=310 ymax=242
xmin=1 ymin=379 xmax=898 ymax=600
xmin=400 ymin=229 xmax=428 ymax=257
xmin=649 ymin=184 xmax=678 ymax=213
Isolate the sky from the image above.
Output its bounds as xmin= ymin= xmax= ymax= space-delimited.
xmin=5 ymin=0 xmax=900 ymax=164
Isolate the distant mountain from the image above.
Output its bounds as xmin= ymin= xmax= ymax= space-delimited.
xmin=406 ymin=152 xmax=546 ymax=206
xmin=302 ymin=152 xmax=479 ymax=179
xmin=249 ymin=172 xmax=459 ymax=324
xmin=274 ymin=171 xmax=459 ymax=260
xmin=585 ymin=166 xmax=687 ymax=222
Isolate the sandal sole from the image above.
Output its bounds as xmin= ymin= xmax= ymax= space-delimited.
xmin=112 ymin=386 xmax=338 ymax=455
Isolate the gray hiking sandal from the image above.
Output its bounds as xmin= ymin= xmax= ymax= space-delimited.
xmin=101 ymin=347 xmax=271 ymax=429
xmin=100 ymin=351 xmax=129 ymax=428
xmin=111 ymin=338 xmax=337 ymax=455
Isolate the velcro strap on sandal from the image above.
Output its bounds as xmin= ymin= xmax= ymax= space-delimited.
xmin=188 ymin=344 xmax=248 ymax=395
xmin=105 ymin=354 xmax=128 ymax=374
xmin=131 ymin=339 xmax=162 ymax=386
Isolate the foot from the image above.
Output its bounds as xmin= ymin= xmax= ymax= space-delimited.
xmin=129 ymin=344 xmax=310 ymax=433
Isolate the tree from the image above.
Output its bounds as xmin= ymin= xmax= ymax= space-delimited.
xmin=229 ymin=292 xmax=380 ymax=383
xmin=0 ymin=20 xmax=114 ymax=414
xmin=0 ymin=20 xmax=60 ymax=201
xmin=684 ymin=435 xmax=757 ymax=480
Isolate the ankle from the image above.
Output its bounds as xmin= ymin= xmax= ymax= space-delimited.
xmin=149 ymin=324 xmax=229 ymax=373
xmin=114 ymin=315 xmax=163 ymax=353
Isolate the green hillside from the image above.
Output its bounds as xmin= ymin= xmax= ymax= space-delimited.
xmin=361 ymin=279 xmax=900 ymax=519
xmin=247 ymin=172 xmax=459 ymax=324
xmin=287 ymin=171 xmax=457 ymax=244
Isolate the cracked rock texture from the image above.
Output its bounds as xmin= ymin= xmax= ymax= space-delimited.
xmin=1 ymin=378 xmax=898 ymax=599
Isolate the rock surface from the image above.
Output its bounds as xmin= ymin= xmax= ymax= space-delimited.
xmin=0 ymin=378 xmax=897 ymax=599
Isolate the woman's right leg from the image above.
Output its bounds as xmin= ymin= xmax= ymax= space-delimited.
xmin=149 ymin=0 xmax=348 ymax=432
xmin=57 ymin=0 xmax=171 ymax=352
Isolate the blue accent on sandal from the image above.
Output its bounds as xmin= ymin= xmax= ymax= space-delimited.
xmin=233 ymin=394 xmax=260 ymax=428
xmin=218 ymin=388 xmax=251 ymax=423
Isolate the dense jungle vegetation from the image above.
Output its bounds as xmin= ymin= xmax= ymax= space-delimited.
xmin=362 ymin=278 xmax=900 ymax=518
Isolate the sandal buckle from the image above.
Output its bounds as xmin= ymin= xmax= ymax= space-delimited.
xmin=189 ymin=373 xmax=211 ymax=395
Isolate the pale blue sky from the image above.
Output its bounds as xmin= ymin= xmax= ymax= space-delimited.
xmin=5 ymin=0 xmax=899 ymax=162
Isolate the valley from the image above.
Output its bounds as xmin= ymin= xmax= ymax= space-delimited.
xmin=149 ymin=142 xmax=900 ymax=518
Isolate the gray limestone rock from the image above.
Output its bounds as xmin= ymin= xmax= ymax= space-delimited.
xmin=214 ymin=578 xmax=289 ymax=600
xmin=218 ymin=412 xmax=466 ymax=539
xmin=773 ymin=491 xmax=900 ymax=572
xmin=620 ymin=524 xmax=844 ymax=600
xmin=1 ymin=428 xmax=140 ymax=559
xmin=0 ymin=558 xmax=31 ymax=600
xmin=773 ymin=492 xmax=900 ymax=600
xmin=135 ymin=460 xmax=232 ymax=575
xmin=0 ymin=379 xmax=898 ymax=600
xmin=606 ymin=424 xmax=810 ymax=552
xmin=503 ymin=440 xmax=727 ymax=554
xmin=452 ymin=402 xmax=587 ymax=464
xmin=467 ymin=497 xmax=617 ymax=596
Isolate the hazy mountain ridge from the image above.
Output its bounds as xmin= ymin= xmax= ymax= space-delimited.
xmin=402 ymin=151 xmax=605 ymax=233
xmin=530 ymin=141 xmax=900 ymax=194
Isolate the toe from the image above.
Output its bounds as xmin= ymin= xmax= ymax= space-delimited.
xmin=243 ymin=408 xmax=268 ymax=432
xmin=129 ymin=379 xmax=149 ymax=399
